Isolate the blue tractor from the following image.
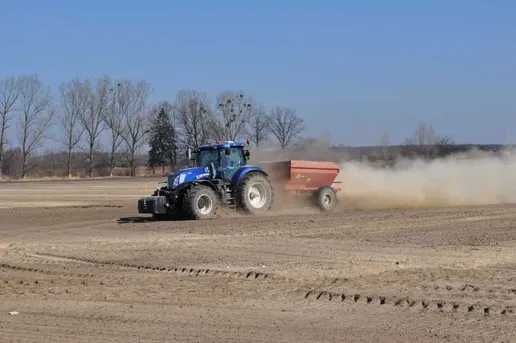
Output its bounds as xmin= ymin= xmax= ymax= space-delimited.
xmin=138 ymin=141 xmax=273 ymax=219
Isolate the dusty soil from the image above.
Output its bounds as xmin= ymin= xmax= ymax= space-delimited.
xmin=1 ymin=178 xmax=516 ymax=342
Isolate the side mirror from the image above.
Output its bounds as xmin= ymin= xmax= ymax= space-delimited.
xmin=244 ymin=150 xmax=250 ymax=160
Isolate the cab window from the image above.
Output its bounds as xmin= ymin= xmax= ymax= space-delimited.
xmin=224 ymin=147 xmax=245 ymax=169
xmin=197 ymin=149 xmax=219 ymax=167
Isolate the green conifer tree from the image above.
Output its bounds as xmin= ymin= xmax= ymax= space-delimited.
xmin=148 ymin=107 xmax=177 ymax=175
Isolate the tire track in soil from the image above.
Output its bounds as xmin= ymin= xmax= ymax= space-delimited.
xmin=32 ymin=252 xmax=272 ymax=281
xmin=328 ymin=276 xmax=516 ymax=298
xmin=0 ymin=262 xmax=94 ymax=278
xmin=26 ymin=253 xmax=516 ymax=319
xmin=420 ymin=283 xmax=516 ymax=296
xmin=303 ymin=289 xmax=516 ymax=317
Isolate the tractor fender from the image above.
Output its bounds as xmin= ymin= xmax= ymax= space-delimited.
xmin=231 ymin=166 xmax=268 ymax=187
xmin=175 ymin=179 xmax=219 ymax=195
xmin=194 ymin=180 xmax=220 ymax=193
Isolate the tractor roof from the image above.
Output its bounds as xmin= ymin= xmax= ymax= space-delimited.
xmin=198 ymin=141 xmax=244 ymax=150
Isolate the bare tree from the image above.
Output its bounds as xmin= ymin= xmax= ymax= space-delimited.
xmin=404 ymin=122 xmax=453 ymax=146
xmin=120 ymin=81 xmax=151 ymax=176
xmin=60 ymin=79 xmax=87 ymax=178
xmin=0 ymin=77 xmax=20 ymax=178
xmin=175 ymin=90 xmax=213 ymax=150
xmin=417 ymin=122 xmax=436 ymax=145
xmin=249 ymin=105 xmax=269 ymax=147
xmin=379 ymin=130 xmax=390 ymax=147
xmin=104 ymin=80 xmax=126 ymax=176
xmin=215 ymin=91 xmax=253 ymax=141
xmin=436 ymin=136 xmax=454 ymax=145
xmin=379 ymin=130 xmax=391 ymax=161
xmin=268 ymin=106 xmax=304 ymax=150
xmin=80 ymin=77 xmax=109 ymax=177
xmin=17 ymin=75 xmax=54 ymax=178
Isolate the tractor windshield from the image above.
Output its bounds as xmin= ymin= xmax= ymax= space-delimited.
xmin=196 ymin=146 xmax=246 ymax=179
xmin=221 ymin=147 xmax=246 ymax=179
xmin=223 ymin=147 xmax=246 ymax=169
xmin=197 ymin=149 xmax=219 ymax=167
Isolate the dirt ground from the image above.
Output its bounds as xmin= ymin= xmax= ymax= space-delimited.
xmin=1 ymin=178 xmax=516 ymax=342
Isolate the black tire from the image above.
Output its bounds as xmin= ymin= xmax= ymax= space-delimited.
xmin=315 ymin=186 xmax=337 ymax=211
xmin=183 ymin=185 xmax=219 ymax=220
xmin=238 ymin=173 xmax=273 ymax=214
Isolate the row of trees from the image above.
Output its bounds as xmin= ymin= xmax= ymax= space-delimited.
xmin=146 ymin=91 xmax=305 ymax=172
xmin=403 ymin=122 xmax=454 ymax=146
xmin=0 ymin=75 xmax=151 ymax=178
xmin=0 ymin=75 xmax=305 ymax=178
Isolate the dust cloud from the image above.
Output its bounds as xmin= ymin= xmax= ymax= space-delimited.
xmin=338 ymin=151 xmax=516 ymax=209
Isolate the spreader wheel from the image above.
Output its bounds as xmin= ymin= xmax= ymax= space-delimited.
xmin=316 ymin=186 xmax=337 ymax=211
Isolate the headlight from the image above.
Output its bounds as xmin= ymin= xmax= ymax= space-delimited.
xmin=173 ymin=175 xmax=181 ymax=187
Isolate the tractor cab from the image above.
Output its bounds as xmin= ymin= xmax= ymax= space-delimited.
xmin=193 ymin=142 xmax=250 ymax=180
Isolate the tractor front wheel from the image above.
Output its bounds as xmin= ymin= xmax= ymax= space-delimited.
xmin=238 ymin=173 xmax=273 ymax=214
xmin=183 ymin=185 xmax=219 ymax=220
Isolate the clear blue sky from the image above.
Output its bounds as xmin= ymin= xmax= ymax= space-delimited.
xmin=1 ymin=1 xmax=515 ymax=145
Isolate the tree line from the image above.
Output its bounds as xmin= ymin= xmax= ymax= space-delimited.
xmin=0 ymin=75 xmax=305 ymax=179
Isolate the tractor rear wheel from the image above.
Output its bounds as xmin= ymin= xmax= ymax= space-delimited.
xmin=238 ymin=173 xmax=273 ymax=214
xmin=183 ymin=185 xmax=219 ymax=220
xmin=315 ymin=186 xmax=337 ymax=211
